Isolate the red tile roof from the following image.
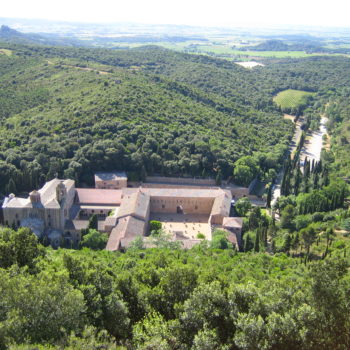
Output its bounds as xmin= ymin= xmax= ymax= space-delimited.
xmin=75 ymin=188 xmax=122 ymax=205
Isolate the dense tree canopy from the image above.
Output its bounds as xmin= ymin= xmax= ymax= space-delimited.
xmin=0 ymin=225 xmax=349 ymax=349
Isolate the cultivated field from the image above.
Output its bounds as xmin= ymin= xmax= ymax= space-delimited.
xmin=273 ymin=89 xmax=315 ymax=109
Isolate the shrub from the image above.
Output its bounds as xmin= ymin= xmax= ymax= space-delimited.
xmin=80 ymin=229 xmax=108 ymax=250
xmin=323 ymin=213 xmax=336 ymax=222
xmin=295 ymin=215 xmax=312 ymax=231
xmin=312 ymin=212 xmax=324 ymax=222
xmin=150 ymin=220 xmax=162 ymax=232
xmin=333 ymin=240 xmax=346 ymax=249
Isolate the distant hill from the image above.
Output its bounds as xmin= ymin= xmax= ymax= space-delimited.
xmin=239 ymin=39 xmax=329 ymax=53
xmin=0 ymin=25 xmax=33 ymax=44
xmin=238 ymin=38 xmax=350 ymax=54
xmin=0 ymin=25 xmax=85 ymax=46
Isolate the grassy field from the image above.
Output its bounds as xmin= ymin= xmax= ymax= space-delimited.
xmin=273 ymin=89 xmax=315 ymax=109
xmin=0 ymin=49 xmax=12 ymax=56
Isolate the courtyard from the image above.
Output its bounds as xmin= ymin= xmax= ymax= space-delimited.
xmin=150 ymin=213 xmax=212 ymax=240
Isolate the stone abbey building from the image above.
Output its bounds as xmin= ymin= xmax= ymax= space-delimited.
xmin=2 ymin=172 xmax=251 ymax=250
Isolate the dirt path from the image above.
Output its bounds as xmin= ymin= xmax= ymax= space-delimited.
xmin=271 ymin=115 xmax=329 ymax=207
xmin=300 ymin=116 xmax=328 ymax=163
xmin=47 ymin=60 xmax=110 ymax=75
xmin=271 ymin=115 xmax=303 ymax=206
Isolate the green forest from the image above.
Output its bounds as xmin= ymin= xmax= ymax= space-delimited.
xmin=1 ymin=43 xmax=350 ymax=193
xmin=0 ymin=39 xmax=350 ymax=349
xmin=0 ymin=227 xmax=350 ymax=350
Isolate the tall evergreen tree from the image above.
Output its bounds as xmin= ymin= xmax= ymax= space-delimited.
xmin=5 ymin=178 xmax=17 ymax=195
xmin=244 ymin=234 xmax=253 ymax=252
xmin=88 ymin=214 xmax=98 ymax=230
xmin=254 ymin=231 xmax=260 ymax=252
xmin=266 ymin=184 xmax=272 ymax=208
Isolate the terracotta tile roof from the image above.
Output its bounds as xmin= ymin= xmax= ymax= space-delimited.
xmin=223 ymin=217 xmax=243 ymax=229
xmin=210 ymin=191 xmax=232 ymax=217
xmin=117 ymin=191 xmax=150 ymax=220
xmin=179 ymin=239 xmax=202 ymax=249
xmin=122 ymin=187 xmax=228 ymax=198
xmin=4 ymin=178 xmax=74 ymax=209
xmin=40 ymin=179 xmax=74 ymax=207
xmin=106 ymin=215 xmax=146 ymax=251
xmin=75 ymin=188 xmax=122 ymax=205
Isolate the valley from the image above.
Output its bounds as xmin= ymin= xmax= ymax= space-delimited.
xmin=0 ymin=21 xmax=349 ymax=350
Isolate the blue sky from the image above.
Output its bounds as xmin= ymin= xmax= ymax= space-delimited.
xmin=2 ymin=0 xmax=350 ymax=28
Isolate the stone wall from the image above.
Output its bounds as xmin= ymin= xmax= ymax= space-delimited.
xmin=95 ymin=178 xmax=127 ymax=189
xmin=146 ymin=176 xmax=216 ymax=186
xmin=150 ymin=196 xmax=214 ymax=215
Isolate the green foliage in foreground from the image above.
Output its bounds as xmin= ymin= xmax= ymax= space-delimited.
xmin=80 ymin=229 xmax=108 ymax=250
xmin=0 ymin=226 xmax=350 ymax=349
xmin=273 ymin=89 xmax=315 ymax=113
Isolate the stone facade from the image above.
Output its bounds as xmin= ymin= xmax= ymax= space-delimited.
xmin=2 ymin=172 xmax=247 ymax=250
xmin=95 ymin=171 xmax=127 ymax=189
xmin=2 ymin=179 xmax=76 ymax=247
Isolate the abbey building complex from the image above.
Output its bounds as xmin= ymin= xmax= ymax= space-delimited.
xmin=1 ymin=172 xmax=262 ymax=250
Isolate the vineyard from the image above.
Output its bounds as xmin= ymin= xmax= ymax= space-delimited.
xmin=273 ymin=89 xmax=315 ymax=110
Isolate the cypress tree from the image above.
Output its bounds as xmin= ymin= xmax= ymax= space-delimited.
xmin=88 ymin=214 xmax=98 ymax=230
xmin=340 ymin=187 xmax=345 ymax=207
xmin=244 ymin=234 xmax=253 ymax=252
xmin=283 ymin=234 xmax=292 ymax=254
xmin=292 ymin=233 xmax=299 ymax=251
xmin=6 ymin=178 xmax=17 ymax=195
xmin=254 ymin=231 xmax=260 ymax=252
xmin=303 ymin=156 xmax=308 ymax=175
xmin=294 ymin=169 xmax=301 ymax=195
xmin=266 ymin=184 xmax=272 ymax=208
xmin=271 ymin=239 xmax=276 ymax=254
xmin=313 ymin=173 xmax=319 ymax=190
xmin=215 ymin=170 xmax=222 ymax=186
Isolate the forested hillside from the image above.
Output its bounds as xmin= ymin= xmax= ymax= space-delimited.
xmin=1 ymin=43 xmax=350 ymax=194
xmin=0 ymin=43 xmax=293 ymax=193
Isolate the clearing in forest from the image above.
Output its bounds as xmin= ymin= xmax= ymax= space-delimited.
xmin=235 ymin=61 xmax=265 ymax=69
xmin=0 ymin=49 xmax=12 ymax=56
xmin=273 ymin=89 xmax=315 ymax=109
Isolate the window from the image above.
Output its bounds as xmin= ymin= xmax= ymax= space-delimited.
xmin=195 ymin=205 xmax=198 ymax=210
xmin=162 ymin=204 xmax=165 ymax=209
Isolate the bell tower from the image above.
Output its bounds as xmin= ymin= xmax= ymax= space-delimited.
xmin=56 ymin=182 xmax=67 ymax=204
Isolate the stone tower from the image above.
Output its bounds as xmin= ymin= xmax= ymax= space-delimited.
xmin=56 ymin=182 xmax=67 ymax=204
